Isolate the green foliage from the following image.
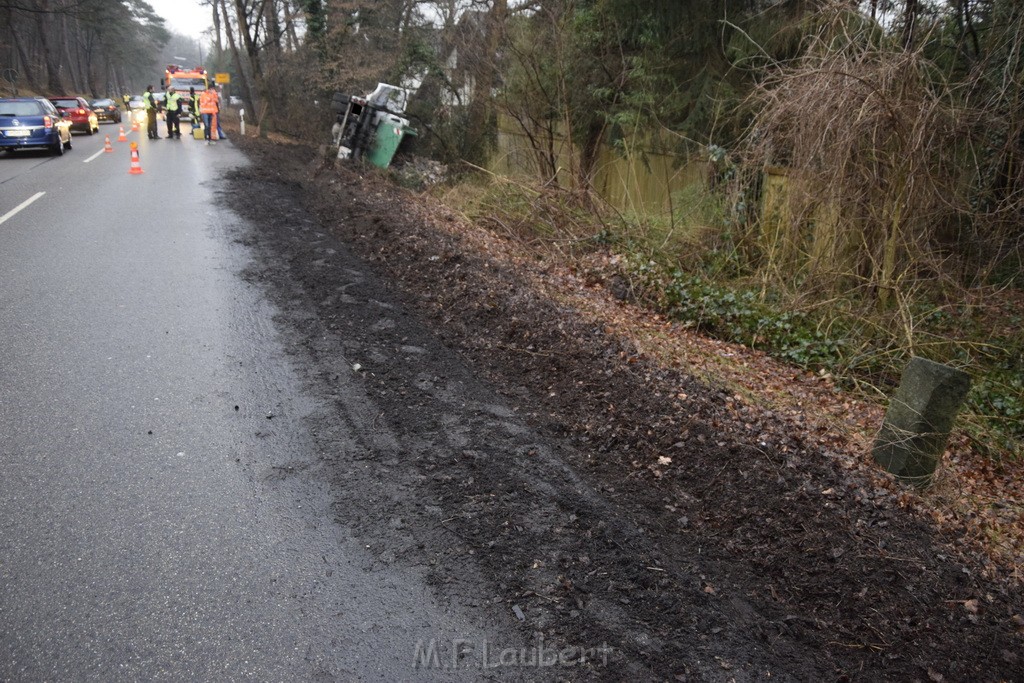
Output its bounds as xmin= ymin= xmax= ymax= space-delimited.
xmin=302 ymin=0 xmax=326 ymax=40
xmin=970 ymin=371 xmax=1024 ymax=453
xmin=623 ymin=254 xmax=848 ymax=369
xmin=960 ymin=327 xmax=1024 ymax=456
xmin=614 ymin=243 xmax=1024 ymax=457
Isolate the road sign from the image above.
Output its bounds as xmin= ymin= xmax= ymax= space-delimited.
xmin=215 ymin=73 xmax=231 ymax=84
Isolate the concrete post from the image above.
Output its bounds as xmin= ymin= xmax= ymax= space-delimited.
xmin=872 ymin=357 xmax=971 ymax=486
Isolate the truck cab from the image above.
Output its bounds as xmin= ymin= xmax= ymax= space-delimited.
xmin=331 ymin=83 xmax=416 ymax=168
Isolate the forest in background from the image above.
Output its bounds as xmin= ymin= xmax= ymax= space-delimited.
xmin=0 ymin=0 xmax=172 ymax=96
xmin=3 ymin=0 xmax=1022 ymax=459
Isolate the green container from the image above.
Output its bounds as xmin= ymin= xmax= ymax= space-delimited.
xmin=367 ymin=118 xmax=416 ymax=169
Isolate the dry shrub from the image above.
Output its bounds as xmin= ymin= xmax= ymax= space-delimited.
xmin=440 ymin=172 xmax=611 ymax=256
xmin=737 ymin=4 xmax=1024 ymax=456
xmin=256 ymin=48 xmax=334 ymax=140
xmin=741 ymin=5 xmax=975 ymax=309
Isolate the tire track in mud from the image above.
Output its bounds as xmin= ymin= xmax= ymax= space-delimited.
xmin=221 ymin=168 xmax=808 ymax=681
xmin=220 ymin=143 xmax=1024 ymax=682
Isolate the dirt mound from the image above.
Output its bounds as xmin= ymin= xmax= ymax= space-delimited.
xmin=223 ymin=133 xmax=1024 ymax=681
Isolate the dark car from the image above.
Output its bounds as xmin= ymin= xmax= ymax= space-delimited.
xmin=48 ymin=96 xmax=99 ymax=134
xmin=0 ymin=97 xmax=73 ymax=155
xmin=90 ymin=98 xmax=122 ymax=124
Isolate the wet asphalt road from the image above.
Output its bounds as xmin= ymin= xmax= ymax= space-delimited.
xmin=0 ymin=128 xmax=511 ymax=680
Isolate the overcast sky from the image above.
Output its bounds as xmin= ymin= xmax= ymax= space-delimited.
xmin=148 ymin=0 xmax=213 ymax=40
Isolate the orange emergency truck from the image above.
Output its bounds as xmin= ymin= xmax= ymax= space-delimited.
xmin=162 ymin=65 xmax=208 ymax=120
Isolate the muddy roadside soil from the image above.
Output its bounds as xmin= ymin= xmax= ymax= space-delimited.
xmin=219 ymin=134 xmax=1023 ymax=682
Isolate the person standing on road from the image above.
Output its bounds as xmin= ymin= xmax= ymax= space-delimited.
xmin=214 ymin=85 xmax=228 ymax=141
xmin=164 ymin=87 xmax=183 ymax=139
xmin=123 ymin=93 xmax=131 ymax=111
xmin=198 ymin=86 xmax=219 ymax=144
xmin=189 ymin=87 xmax=200 ymax=135
xmin=143 ymin=85 xmax=159 ymax=139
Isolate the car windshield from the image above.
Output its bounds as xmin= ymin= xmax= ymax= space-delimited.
xmin=51 ymin=99 xmax=80 ymax=109
xmin=171 ymin=78 xmax=206 ymax=90
xmin=0 ymin=101 xmax=45 ymax=117
xmin=92 ymin=99 xmax=114 ymax=107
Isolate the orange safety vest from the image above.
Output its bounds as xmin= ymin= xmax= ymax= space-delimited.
xmin=198 ymin=90 xmax=219 ymax=114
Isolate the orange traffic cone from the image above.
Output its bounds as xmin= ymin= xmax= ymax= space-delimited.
xmin=103 ymin=135 xmax=113 ymax=153
xmin=117 ymin=126 xmax=128 ymax=142
xmin=128 ymin=142 xmax=144 ymax=175
xmin=131 ymin=118 xmax=139 ymax=132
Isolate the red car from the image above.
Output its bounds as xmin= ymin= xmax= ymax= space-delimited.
xmin=48 ymin=97 xmax=99 ymax=134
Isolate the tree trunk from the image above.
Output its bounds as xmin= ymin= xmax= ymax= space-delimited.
xmin=902 ymin=0 xmax=918 ymax=49
xmin=79 ymin=20 xmax=99 ymax=97
xmin=36 ymin=1 xmax=64 ymax=93
xmin=282 ymin=0 xmax=300 ymax=51
xmin=60 ymin=12 xmax=81 ymax=92
xmin=265 ymin=0 xmax=282 ymax=54
xmin=8 ymin=9 xmax=38 ymax=91
xmin=212 ymin=2 xmax=223 ymax=55
xmin=103 ymin=57 xmax=113 ymax=98
xmin=466 ymin=0 xmax=507 ymax=162
xmin=233 ymin=0 xmax=263 ymax=76
xmin=219 ymin=0 xmax=259 ymax=129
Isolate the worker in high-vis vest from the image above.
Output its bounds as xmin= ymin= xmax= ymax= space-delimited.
xmin=187 ymin=87 xmax=201 ymax=138
xmin=164 ymin=87 xmax=183 ymax=139
xmin=189 ymin=88 xmax=200 ymax=125
xmin=198 ymin=87 xmax=219 ymax=144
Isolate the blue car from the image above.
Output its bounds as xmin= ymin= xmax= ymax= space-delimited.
xmin=0 ymin=97 xmax=73 ymax=156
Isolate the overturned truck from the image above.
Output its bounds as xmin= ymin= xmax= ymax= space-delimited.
xmin=331 ymin=83 xmax=416 ymax=169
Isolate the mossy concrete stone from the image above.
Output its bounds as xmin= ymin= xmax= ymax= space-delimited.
xmin=872 ymin=357 xmax=971 ymax=486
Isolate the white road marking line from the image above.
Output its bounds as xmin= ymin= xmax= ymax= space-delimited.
xmin=83 ymin=148 xmax=106 ymax=163
xmin=0 ymin=192 xmax=45 ymax=226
